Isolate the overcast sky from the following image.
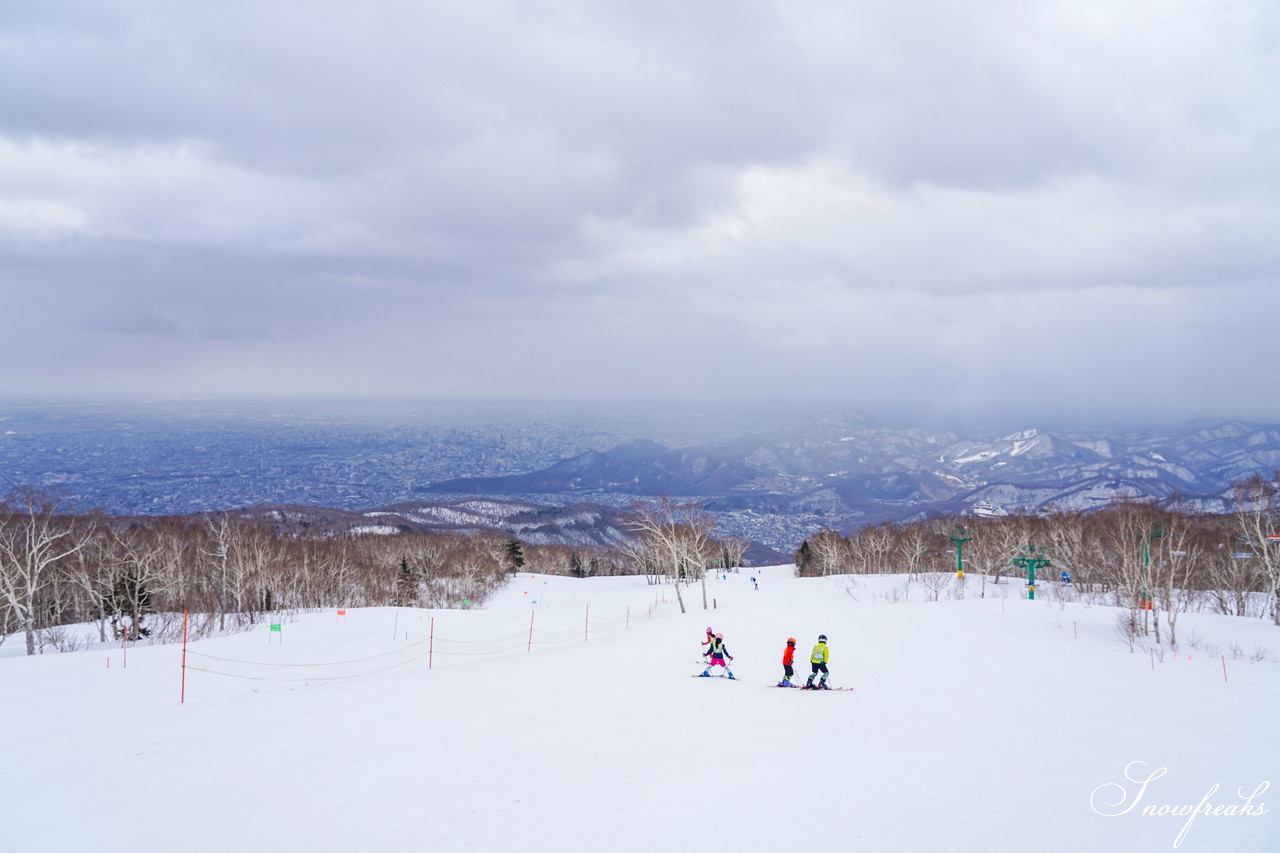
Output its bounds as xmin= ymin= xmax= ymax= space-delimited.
xmin=2 ymin=1 xmax=1277 ymax=424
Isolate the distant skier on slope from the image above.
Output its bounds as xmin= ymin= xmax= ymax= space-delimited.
xmin=700 ymin=632 xmax=735 ymax=678
xmin=805 ymin=634 xmax=831 ymax=690
xmin=777 ymin=637 xmax=798 ymax=687
xmin=701 ymin=626 xmax=715 ymax=649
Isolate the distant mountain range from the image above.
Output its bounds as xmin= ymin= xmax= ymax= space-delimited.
xmin=18 ymin=402 xmax=1277 ymax=563
xmin=219 ymin=411 xmax=1280 ymax=563
xmin=242 ymin=498 xmax=629 ymax=548
xmin=417 ymin=411 xmax=1280 ymax=532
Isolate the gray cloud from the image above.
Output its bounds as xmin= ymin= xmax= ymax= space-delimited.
xmin=1 ymin=0 xmax=1277 ymax=423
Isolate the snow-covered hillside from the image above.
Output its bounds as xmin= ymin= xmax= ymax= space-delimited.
xmin=2 ymin=569 xmax=1276 ymax=852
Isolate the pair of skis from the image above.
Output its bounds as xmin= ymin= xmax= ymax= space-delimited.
xmin=690 ymin=663 xmax=850 ymax=690
xmin=691 ymin=675 xmax=851 ymax=690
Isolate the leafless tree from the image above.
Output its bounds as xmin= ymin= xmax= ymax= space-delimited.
xmin=920 ymin=564 xmax=952 ymax=601
xmin=624 ymin=498 xmax=718 ymax=614
xmin=851 ymin=523 xmax=896 ymax=574
xmin=805 ymin=528 xmax=847 ymax=577
xmin=1233 ymin=472 xmax=1280 ymax=624
xmin=202 ymin=514 xmax=237 ymax=630
xmin=896 ymin=523 xmax=935 ymax=582
xmin=1093 ymin=498 xmax=1167 ymax=638
xmin=103 ymin=526 xmax=177 ymax=640
xmin=0 ymin=489 xmax=92 ymax=655
xmin=719 ymin=537 xmax=750 ymax=571
xmin=1042 ymin=510 xmax=1089 ymax=587
xmin=1154 ymin=508 xmax=1209 ymax=646
xmin=59 ymin=526 xmax=116 ymax=642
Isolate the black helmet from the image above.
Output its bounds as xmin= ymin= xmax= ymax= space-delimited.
xmin=818 ymin=634 xmax=827 ymax=641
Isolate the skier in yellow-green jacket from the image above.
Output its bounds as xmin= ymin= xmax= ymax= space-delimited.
xmin=805 ymin=634 xmax=830 ymax=690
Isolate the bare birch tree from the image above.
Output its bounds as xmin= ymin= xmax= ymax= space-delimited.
xmin=0 ymin=489 xmax=92 ymax=655
xmin=624 ymin=498 xmax=717 ymax=614
xmin=202 ymin=514 xmax=237 ymax=630
xmin=1233 ymin=472 xmax=1280 ymax=624
xmin=805 ymin=528 xmax=847 ymax=577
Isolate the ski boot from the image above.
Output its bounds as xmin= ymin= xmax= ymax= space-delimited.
xmin=699 ymin=670 xmax=710 ymax=677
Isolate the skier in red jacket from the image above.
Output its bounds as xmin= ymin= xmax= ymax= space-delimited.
xmin=778 ymin=637 xmax=798 ymax=687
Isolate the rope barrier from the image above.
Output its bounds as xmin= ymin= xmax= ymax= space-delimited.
xmin=181 ymin=599 xmax=670 ymax=695
xmin=188 ymin=652 xmax=426 ymax=682
xmin=530 ymin=627 xmax=581 ymax=640
xmin=429 ymin=643 xmax=527 ymax=656
xmin=431 ymin=631 xmax=529 ymax=645
xmin=186 ymin=640 xmax=429 ymax=667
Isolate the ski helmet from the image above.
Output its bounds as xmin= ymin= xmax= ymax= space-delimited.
xmin=706 ymin=626 xmax=713 ymax=633
xmin=818 ymin=634 xmax=827 ymax=642
xmin=786 ymin=637 xmax=796 ymax=645
xmin=716 ymin=633 xmax=724 ymax=640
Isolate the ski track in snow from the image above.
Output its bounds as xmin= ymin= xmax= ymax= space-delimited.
xmin=2 ymin=568 xmax=1277 ymax=853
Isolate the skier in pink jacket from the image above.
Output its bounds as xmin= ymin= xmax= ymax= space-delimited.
xmin=700 ymin=633 xmax=735 ymax=679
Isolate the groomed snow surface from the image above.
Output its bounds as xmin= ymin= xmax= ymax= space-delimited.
xmin=3 ymin=567 xmax=1277 ymax=853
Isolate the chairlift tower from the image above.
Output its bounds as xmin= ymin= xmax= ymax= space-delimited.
xmin=1012 ymin=545 xmax=1051 ymax=601
xmin=950 ymin=526 xmax=972 ymax=579
xmin=1140 ymin=526 xmax=1163 ymax=612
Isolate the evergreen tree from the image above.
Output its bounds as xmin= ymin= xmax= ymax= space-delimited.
xmin=104 ymin=573 xmax=152 ymax=640
xmin=394 ymin=556 xmax=418 ymax=607
xmin=505 ymin=539 xmax=525 ymax=574
xmin=795 ymin=540 xmax=812 ymax=571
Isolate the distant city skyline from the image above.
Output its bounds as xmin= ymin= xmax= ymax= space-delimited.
xmin=3 ymin=2 xmax=1278 ymax=424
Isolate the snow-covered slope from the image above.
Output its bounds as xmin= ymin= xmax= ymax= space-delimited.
xmin=2 ymin=569 xmax=1276 ymax=852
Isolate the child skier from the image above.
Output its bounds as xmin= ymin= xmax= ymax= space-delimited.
xmin=778 ymin=637 xmax=798 ymax=687
xmin=701 ymin=626 xmax=715 ymax=649
xmin=700 ymin=632 xmax=735 ymax=678
xmin=805 ymin=634 xmax=831 ymax=689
